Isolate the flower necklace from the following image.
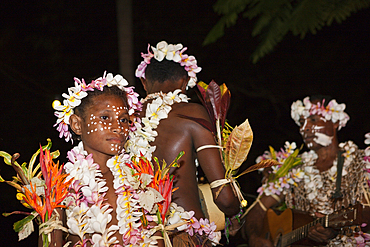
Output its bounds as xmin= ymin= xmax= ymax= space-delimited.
xmin=65 ymin=142 xmax=160 ymax=246
xmin=65 ymin=90 xmax=220 ymax=246
xmin=125 ymin=89 xmax=189 ymax=161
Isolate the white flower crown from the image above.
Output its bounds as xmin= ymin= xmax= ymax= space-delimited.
xmin=135 ymin=41 xmax=202 ymax=88
xmin=53 ymin=71 xmax=142 ymax=143
xmin=291 ymin=96 xmax=349 ymax=130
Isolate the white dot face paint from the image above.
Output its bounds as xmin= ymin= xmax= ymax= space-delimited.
xmin=80 ymin=95 xmax=130 ymax=158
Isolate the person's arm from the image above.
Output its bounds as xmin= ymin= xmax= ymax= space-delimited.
xmin=242 ymin=194 xmax=281 ymax=247
xmin=190 ymin=105 xmax=240 ymax=217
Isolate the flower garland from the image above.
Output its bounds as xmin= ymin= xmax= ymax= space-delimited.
xmin=53 ymin=71 xmax=142 ymax=143
xmin=291 ymin=96 xmax=349 ymax=130
xmin=64 ymin=89 xmax=221 ymax=246
xmin=135 ymin=41 xmax=202 ymax=88
xmin=65 ymin=142 xmax=159 ymax=246
xmin=125 ymin=89 xmax=189 ymax=161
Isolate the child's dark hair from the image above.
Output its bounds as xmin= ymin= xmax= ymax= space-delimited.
xmin=71 ymin=86 xmax=128 ymax=141
xmin=145 ymin=59 xmax=188 ymax=83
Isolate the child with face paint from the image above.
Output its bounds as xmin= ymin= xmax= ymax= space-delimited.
xmin=243 ymin=96 xmax=370 ymax=247
xmin=49 ymin=72 xmax=142 ymax=247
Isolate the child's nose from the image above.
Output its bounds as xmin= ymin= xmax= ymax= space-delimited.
xmin=111 ymin=120 xmax=122 ymax=134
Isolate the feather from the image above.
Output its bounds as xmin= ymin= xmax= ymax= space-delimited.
xmin=225 ymin=119 xmax=253 ymax=171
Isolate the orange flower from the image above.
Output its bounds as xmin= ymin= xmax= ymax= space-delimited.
xmin=22 ymin=147 xmax=72 ymax=222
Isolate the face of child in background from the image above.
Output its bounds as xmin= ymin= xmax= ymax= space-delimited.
xmin=79 ymin=94 xmax=129 ymax=159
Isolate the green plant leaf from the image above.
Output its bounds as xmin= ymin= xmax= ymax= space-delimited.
xmin=13 ymin=213 xmax=37 ymax=232
xmin=0 ymin=151 xmax=13 ymax=166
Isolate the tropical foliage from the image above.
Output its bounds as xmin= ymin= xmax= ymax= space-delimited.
xmin=0 ymin=139 xmax=71 ymax=246
xmin=204 ymin=0 xmax=370 ymax=63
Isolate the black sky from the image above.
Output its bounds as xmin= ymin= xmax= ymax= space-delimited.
xmin=1 ymin=1 xmax=370 ymax=246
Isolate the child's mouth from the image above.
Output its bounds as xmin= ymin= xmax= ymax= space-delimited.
xmin=107 ymin=137 xmax=124 ymax=143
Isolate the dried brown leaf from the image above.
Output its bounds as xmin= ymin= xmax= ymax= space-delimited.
xmin=225 ymin=119 xmax=253 ymax=171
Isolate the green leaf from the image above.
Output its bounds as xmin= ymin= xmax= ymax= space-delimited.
xmin=0 ymin=151 xmax=13 ymax=166
xmin=274 ymin=148 xmax=301 ymax=179
xmin=13 ymin=213 xmax=37 ymax=232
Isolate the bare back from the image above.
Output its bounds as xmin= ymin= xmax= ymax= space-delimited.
xmin=142 ymin=101 xmax=240 ymax=219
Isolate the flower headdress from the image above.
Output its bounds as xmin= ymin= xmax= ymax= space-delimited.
xmin=291 ymin=96 xmax=349 ymax=130
xmin=135 ymin=41 xmax=202 ymax=88
xmin=53 ymin=71 xmax=142 ymax=143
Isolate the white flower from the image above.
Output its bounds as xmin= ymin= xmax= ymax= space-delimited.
xmin=163 ymin=89 xmax=182 ymax=105
xmin=146 ymin=97 xmax=168 ymax=120
xmin=187 ymin=77 xmax=197 ymax=88
xmin=284 ymin=141 xmax=297 ymax=154
xmin=166 ymin=44 xmax=183 ymax=62
xmin=91 ymin=225 xmax=119 ymax=247
xmin=86 ymin=205 xmax=113 ymax=234
xmin=291 ymin=100 xmax=304 ymax=124
xmin=365 ymin=133 xmax=370 ymax=145
xmin=106 ymin=72 xmax=128 ymax=89
xmin=63 ymin=84 xmax=87 ymax=107
xmin=152 ymin=41 xmax=168 ymax=61
xmin=142 ymin=117 xmax=160 ymax=129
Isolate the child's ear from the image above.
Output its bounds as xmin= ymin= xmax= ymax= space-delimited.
xmin=180 ymin=76 xmax=190 ymax=92
xmin=140 ymin=77 xmax=148 ymax=92
xmin=70 ymin=114 xmax=83 ymax=135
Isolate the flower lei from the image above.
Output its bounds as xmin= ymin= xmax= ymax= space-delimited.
xmin=125 ymin=89 xmax=189 ymax=161
xmin=64 ymin=90 xmax=221 ymax=246
xmin=291 ymin=96 xmax=350 ymax=130
xmin=135 ymin=41 xmax=202 ymax=88
xmin=53 ymin=71 xmax=142 ymax=143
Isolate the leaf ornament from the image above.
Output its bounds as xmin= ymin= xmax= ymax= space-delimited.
xmin=0 ymin=139 xmax=69 ymax=243
xmin=224 ymin=119 xmax=253 ymax=172
xmin=236 ymin=159 xmax=280 ymax=179
xmin=197 ymin=80 xmax=231 ymax=132
xmin=273 ymin=147 xmax=302 ymax=181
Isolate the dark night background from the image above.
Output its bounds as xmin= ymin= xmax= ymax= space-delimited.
xmin=1 ymin=1 xmax=369 ymax=246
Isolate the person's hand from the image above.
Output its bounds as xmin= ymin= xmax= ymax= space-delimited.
xmin=248 ymin=235 xmax=274 ymax=247
xmin=308 ymin=213 xmax=337 ymax=243
xmin=228 ymin=216 xmax=244 ymax=236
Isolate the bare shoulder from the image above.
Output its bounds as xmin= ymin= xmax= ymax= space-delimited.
xmin=171 ymin=102 xmax=210 ymax=120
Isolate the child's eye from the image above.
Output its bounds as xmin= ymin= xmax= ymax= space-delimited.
xmin=100 ymin=116 xmax=109 ymax=120
xmin=120 ymin=118 xmax=129 ymax=124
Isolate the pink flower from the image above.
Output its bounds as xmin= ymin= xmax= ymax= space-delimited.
xmin=91 ymin=78 xmax=107 ymax=91
xmin=78 ymin=78 xmax=94 ymax=92
xmin=55 ymin=122 xmax=72 ymax=143
xmin=135 ymin=61 xmax=148 ymax=78
xmin=186 ymin=217 xmax=201 ymax=236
